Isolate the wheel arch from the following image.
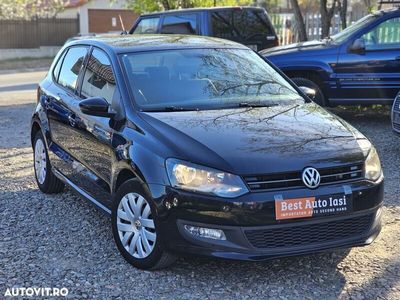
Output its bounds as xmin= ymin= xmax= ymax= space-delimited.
xmin=283 ymin=69 xmax=329 ymax=101
xmin=114 ymin=168 xmax=137 ymax=193
xmin=31 ymin=120 xmax=42 ymax=147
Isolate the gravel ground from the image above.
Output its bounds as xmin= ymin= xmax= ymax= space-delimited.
xmin=0 ymin=87 xmax=399 ymax=299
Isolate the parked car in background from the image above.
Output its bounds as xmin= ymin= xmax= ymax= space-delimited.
xmin=392 ymin=92 xmax=400 ymax=135
xmin=31 ymin=34 xmax=383 ymax=270
xmin=128 ymin=7 xmax=279 ymax=51
xmin=261 ymin=8 xmax=400 ymax=106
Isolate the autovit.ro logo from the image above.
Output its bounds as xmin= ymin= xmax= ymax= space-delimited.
xmin=4 ymin=287 xmax=68 ymax=297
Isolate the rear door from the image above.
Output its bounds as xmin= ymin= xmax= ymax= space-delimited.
xmin=210 ymin=8 xmax=278 ymax=51
xmin=335 ymin=16 xmax=400 ymax=103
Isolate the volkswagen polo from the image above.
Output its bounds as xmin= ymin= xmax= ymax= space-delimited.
xmin=31 ymin=35 xmax=383 ymax=270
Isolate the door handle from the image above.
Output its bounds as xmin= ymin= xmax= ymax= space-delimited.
xmin=68 ymin=114 xmax=76 ymax=127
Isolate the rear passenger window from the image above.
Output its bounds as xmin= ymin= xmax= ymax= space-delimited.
xmin=161 ymin=14 xmax=197 ymax=34
xmin=133 ymin=17 xmax=160 ymax=34
xmin=81 ymin=48 xmax=116 ymax=103
xmin=211 ymin=9 xmax=274 ymax=39
xmin=52 ymin=50 xmax=66 ymax=82
xmin=58 ymin=47 xmax=88 ymax=92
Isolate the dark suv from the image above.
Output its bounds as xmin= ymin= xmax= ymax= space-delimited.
xmin=129 ymin=7 xmax=278 ymax=51
xmin=32 ymin=35 xmax=383 ymax=270
xmin=261 ymin=8 xmax=400 ymax=106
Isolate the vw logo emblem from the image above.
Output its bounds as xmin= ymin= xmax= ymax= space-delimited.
xmin=302 ymin=167 xmax=321 ymax=189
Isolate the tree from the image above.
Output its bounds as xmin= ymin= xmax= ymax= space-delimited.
xmin=338 ymin=0 xmax=347 ymax=29
xmin=290 ymin=0 xmax=308 ymax=41
xmin=320 ymin=0 xmax=338 ymax=38
xmin=0 ymin=0 xmax=66 ymax=20
xmin=128 ymin=0 xmax=251 ymax=14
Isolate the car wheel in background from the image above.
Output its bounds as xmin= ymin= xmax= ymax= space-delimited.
xmin=33 ymin=131 xmax=64 ymax=194
xmin=292 ymin=77 xmax=327 ymax=106
xmin=111 ymin=179 xmax=176 ymax=270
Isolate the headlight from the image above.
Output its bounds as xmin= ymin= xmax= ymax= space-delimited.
xmin=166 ymin=158 xmax=248 ymax=198
xmin=365 ymin=146 xmax=382 ymax=181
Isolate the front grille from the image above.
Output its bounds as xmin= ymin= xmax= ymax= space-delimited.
xmin=244 ymin=164 xmax=364 ymax=191
xmin=393 ymin=96 xmax=400 ymax=112
xmin=245 ymin=214 xmax=373 ymax=249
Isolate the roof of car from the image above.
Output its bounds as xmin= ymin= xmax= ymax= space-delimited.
xmin=67 ymin=34 xmax=248 ymax=53
xmin=139 ymin=6 xmax=264 ymax=17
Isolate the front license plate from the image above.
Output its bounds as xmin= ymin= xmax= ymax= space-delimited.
xmin=275 ymin=194 xmax=352 ymax=220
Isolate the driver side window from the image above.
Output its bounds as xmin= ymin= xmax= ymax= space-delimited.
xmin=362 ymin=17 xmax=400 ymax=50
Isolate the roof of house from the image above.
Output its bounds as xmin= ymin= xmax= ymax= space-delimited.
xmin=65 ymin=0 xmax=88 ymax=8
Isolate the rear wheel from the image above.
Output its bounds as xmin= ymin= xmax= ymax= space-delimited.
xmin=291 ymin=77 xmax=326 ymax=106
xmin=33 ymin=131 xmax=64 ymax=194
xmin=111 ymin=179 xmax=176 ymax=270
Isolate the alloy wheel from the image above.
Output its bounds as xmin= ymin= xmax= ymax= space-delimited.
xmin=34 ymin=138 xmax=47 ymax=185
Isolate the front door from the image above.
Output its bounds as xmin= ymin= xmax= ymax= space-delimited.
xmin=70 ymin=47 xmax=119 ymax=206
xmin=334 ymin=16 xmax=400 ymax=103
xmin=46 ymin=46 xmax=89 ymax=180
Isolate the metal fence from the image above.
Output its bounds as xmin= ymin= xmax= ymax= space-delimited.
xmin=271 ymin=12 xmax=367 ymax=45
xmin=0 ymin=17 xmax=79 ymax=49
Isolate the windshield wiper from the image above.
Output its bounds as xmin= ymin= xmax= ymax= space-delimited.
xmin=142 ymin=106 xmax=198 ymax=112
xmin=238 ymin=102 xmax=278 ymax=108
xmin=165 ymin=106 xmax=199 ymax=111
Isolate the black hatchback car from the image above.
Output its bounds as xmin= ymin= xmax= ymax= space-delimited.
xmin=31 ymin=35 xmax=383 ymax=270
xmin=129 ymin=7 xmax=279 ymax=51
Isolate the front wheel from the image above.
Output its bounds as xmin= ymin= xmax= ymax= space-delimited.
xmin=292 ymin=77 xmax=326 ymax=106
xmin=111 ymin=179 xmax=176 ymax=270
xmin=33 ymin=131 xmax=64 ymax=194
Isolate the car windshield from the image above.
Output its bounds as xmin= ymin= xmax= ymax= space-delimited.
xmin=331 ymin=14 xmax=378 ymax=44
xmin=121 ymin=48 xmax=303 ymax=111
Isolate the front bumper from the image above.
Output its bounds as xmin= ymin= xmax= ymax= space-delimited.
xmin=150 ymin=177 xmax=384 ymax=261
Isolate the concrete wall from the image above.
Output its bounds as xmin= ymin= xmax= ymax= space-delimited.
xmin=0 ymin=46 xmax=60 ymax=61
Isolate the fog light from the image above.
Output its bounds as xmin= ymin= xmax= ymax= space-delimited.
xmin=184 ymin=225 xmax=226 ymax=240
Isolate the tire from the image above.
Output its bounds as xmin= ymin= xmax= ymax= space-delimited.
xmin=291 ymin=77 xmax=327 ymax=106
xmin=33 ymin=131 xmax=64 ymax=194
xmin=111 ymin=179 xmax=176 ymax=270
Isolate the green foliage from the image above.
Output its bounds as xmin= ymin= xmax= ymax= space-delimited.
xmin=127 ymin=0 xmax=252 ymax=14
xmin=0 ymin=0 xmax=66 ymax=20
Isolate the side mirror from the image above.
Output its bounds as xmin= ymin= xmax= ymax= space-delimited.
xmin=349 ymin=38 xmax=366 ymax=54
xmin=79 ymin=97 xmax=115 ymax=118
xmin=299 ymin=86 xmax=316 ymax=101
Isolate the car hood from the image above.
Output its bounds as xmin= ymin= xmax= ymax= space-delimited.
xmin=140 ymin=103 xmax=369 ymax=175
xmin=260 ymin=40 xmax=330 ymax=56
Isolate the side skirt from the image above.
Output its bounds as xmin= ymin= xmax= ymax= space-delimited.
xmin=53 ymin=169 xmax=111 ymax=215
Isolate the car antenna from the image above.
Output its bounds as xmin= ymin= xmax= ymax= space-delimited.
xmin=119 ymin=14 xmax=127 ymax=35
